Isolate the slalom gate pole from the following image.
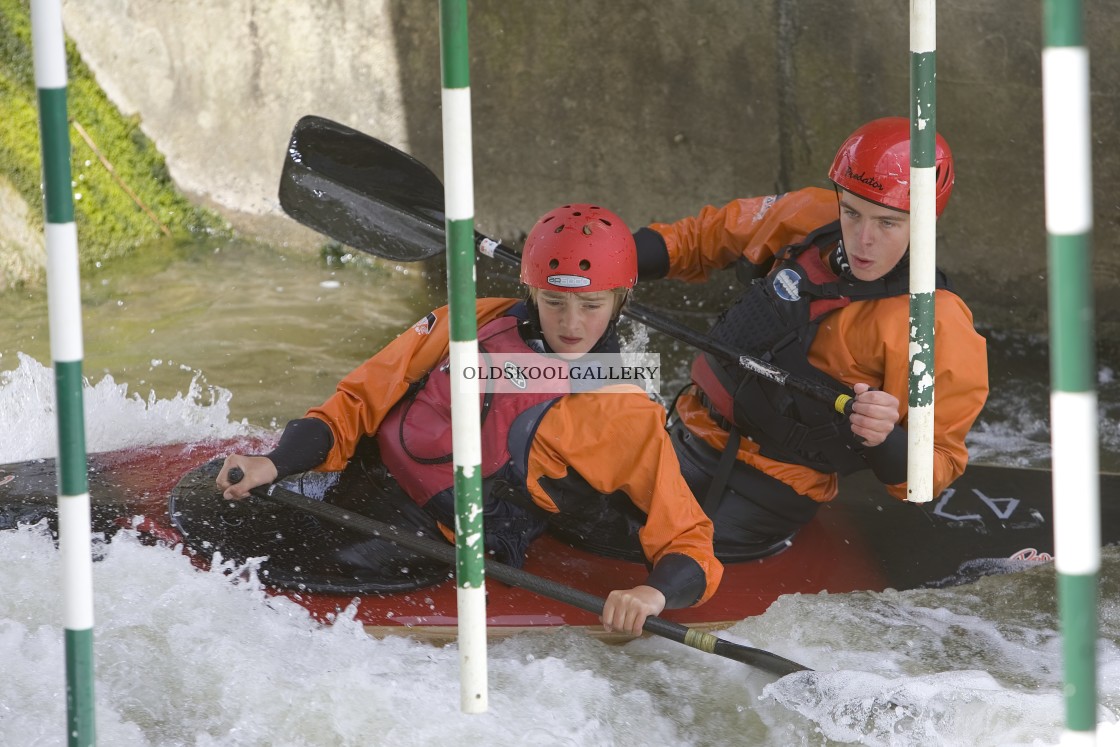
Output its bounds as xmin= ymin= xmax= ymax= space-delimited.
xmin=1042 ymin=1 xmax=1100 ymax=743
xmin=906 ymin=0 xmax=937 ymax=502
xmin=29 ymin=1 xmax=97 ymax=744
xmin=439 ymin=0 xmax=488 ymax=713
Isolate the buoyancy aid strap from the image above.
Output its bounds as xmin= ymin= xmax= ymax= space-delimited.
xmin=703 ymin=420 xmax=741 ymax=517
xmin=667 ymin=419 xmax=819 ymax=561
xmin=773 ymin=221 xmax=842 ymax=263
xmin=506 ymin=399 xmax=561 ymax=486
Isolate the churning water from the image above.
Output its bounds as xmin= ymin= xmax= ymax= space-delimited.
xmin=1 ymin=236 xmax=1118 ymax=746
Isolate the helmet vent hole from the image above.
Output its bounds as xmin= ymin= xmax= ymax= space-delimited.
xmin=599 ymin=219 xmax=612 ymax=227
xmin=572 ymin=211 xmax=582 ymax=217
xmin=549 ymin=259 xmax=560 ymax=270
xmin=582 ymin=225 xmax=593 ymax=235
xmin=554 ymin=225 xmax=564 ymax=234
xmin=579 ymin=259 xmax=591 ymax=271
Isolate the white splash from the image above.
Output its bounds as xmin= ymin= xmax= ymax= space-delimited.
xmin=0 ymin=353 xmax=260 ymax=463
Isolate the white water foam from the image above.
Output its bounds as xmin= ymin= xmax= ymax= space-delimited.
xmin=7 ymin=523 xmax=1120 ymax=745
xmin=4 ymin=349 xmax=1120 ymax=744
xmin=0 ymin=524 xmax=705 ymax=747
xmin=0 ymin=352 xmax=261 ymax=463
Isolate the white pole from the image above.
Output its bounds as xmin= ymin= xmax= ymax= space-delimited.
xmin=906 ymin=0 xmax=937 ymax=502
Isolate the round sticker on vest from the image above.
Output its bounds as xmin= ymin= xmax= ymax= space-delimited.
xmin=547 ymin=274 xmax=591 ymax=289
xmin=772 ymin=268 xmax=802 ymax=302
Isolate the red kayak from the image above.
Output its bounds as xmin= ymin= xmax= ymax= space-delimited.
xmin=2 ymin=439 xmax=1113 ymax=642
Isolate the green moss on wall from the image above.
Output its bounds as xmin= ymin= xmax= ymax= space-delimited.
xmin=0 ymin=0 xmax=226 ymax=280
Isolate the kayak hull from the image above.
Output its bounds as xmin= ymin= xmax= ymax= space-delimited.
xmin=2 ymin=440 xmax=1114 ymax=642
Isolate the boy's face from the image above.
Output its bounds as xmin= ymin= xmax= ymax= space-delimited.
xmin=837 ymin=190 xmax=911 ymax=281
xmin=535 ymin=289 xmax=616 ymax=358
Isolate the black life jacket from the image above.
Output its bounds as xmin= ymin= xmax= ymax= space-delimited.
xmin=690 ymin=221 xmax=945 ymax=475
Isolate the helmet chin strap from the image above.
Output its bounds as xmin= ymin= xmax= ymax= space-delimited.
xmin=521 ymin=296 xmax=547 ymax=353
xmin=829 ymin=240 xmax=855 ymax=280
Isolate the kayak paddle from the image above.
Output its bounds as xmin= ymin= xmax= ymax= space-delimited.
xmin=228 ymin=467 xmax=811 ymax=678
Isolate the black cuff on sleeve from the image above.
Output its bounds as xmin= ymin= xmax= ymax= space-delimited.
xmin=633 ymin=227 xmax=670 ymax=280
xmin=862 ymin=425 xmax=908 ymax=485
xmin=644 ymin=552 xmax=707 ymax=609
xmin=266 ymin=417 xmax=335 ymax=479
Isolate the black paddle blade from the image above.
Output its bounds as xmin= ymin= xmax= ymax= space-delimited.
xmin=279 ymin=115 xmax=447 ymax=262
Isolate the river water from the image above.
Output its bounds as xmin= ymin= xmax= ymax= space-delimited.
xmin=1 ymin=235 xmax=1119 ymax=746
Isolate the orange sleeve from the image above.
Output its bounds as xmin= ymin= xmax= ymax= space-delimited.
xmin=650 ymin=187 xmax=839 ymax=283
xmin=809 ymin=291 xmax=989 ymax=500
xmin=306 ymin=297 xmax=519 ymax=471
xmin=889 ymin=291 xmax=989 ymax=500
xmin=525 ymin=387 xmax=724 ymax=605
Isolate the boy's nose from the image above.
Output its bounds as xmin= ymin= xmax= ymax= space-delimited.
xmin=859 ymin=222 xmax=875 ymax=246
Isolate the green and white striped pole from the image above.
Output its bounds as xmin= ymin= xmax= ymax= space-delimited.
xmin=906 ymin=0 xmax=937 ymax=503
xmin=439 ymin=0 xmax=488 ymax=713
xmin=30 ymin=1 xmax=97 ymax=744
xmin=1042 ymin=1 xmax=1099 ymax=742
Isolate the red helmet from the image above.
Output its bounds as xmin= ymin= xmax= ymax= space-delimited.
xmin=828 ymin=117 xmax=955 ymax=217
xmin=520 ymin=204 xmax=637 ymax=292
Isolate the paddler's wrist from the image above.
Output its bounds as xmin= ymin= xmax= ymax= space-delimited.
xmin=266 ymin=417 xmax=335 ymax=478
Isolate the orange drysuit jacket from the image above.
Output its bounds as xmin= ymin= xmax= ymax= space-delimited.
xmin=649 ymin=187 xmax=989 ymax=502
xmin=305 ymin=297 xmax=723 ymax=604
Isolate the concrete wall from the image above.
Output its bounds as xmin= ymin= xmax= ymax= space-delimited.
xmin=56 ymin=0 xmax=1120 ymax=334
xmin=0 ymin=175 xmax=45 ymax=291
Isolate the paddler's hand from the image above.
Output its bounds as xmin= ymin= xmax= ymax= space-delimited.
xmin=602 ymin=584 xmax=666 ymax=637
xmin=216 ymin=455 xmax=278 ymax=501
xmin=849 ymin=383 xmax=901 ymax=447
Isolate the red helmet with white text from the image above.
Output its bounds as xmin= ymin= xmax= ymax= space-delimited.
xmin=520 ymin=204 xmax=637 ymax=292
xmin=828 ymin=117 xmax=955 ymax=216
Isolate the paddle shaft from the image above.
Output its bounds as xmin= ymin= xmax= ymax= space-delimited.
xmin=476 ymin=238 xmax=853 ymax=415
xmin=228 ymin=470 xmax=809 ymax=677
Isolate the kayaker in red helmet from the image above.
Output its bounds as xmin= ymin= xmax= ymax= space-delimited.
xmin=632 ymin=117 xmax=989 ymax=560
xmin=218 ymin=204 xmax=723 ymax=637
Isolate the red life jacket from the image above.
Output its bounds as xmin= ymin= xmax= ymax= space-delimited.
xmin=376 ymin=313 xmax=571 ymax=506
